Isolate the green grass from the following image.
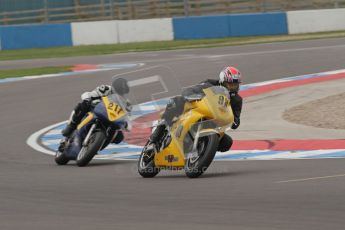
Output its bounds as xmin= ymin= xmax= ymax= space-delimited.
xmin=0 ymin=66 xmax=73 ymax=79
xmin=0 ymin=31 xmax=344 ymax=61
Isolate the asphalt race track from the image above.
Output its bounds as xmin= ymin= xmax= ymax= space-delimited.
xmin=1 ymin=38 xmax=345 ymax=230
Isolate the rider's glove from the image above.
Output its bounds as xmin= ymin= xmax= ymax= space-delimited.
xmin=231 ymin=117 xmax=240 ymax=130
xmin=124 ymin=121 xmax=132 ymax=131
xmin=125 ymin=100 xmax=132 ymax=112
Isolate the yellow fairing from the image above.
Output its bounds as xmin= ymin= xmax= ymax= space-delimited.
xmin=154 ymin=138 xmax=186 ymax=167
xmin=154 ymin=109 xmax=204 ymax=167
xmin=194 ymin=87 xmax=234 ymax=126
xmin=77 ymin=113 xmax=94 ymax=130
xmin=102 ymin=96 xmax=126 ymax=122
xmin=154 ymin=87 xmax=234 ymax=168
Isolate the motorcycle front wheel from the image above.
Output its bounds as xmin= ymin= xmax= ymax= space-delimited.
xmin=76 ymin=131 xmax=105 ymax=167
xmin=185 ymin=133 xmax=219 ymax=178
xmin=138 ymin=142 xmax=160 ymax=178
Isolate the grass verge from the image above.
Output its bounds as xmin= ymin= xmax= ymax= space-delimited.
xmin=0 ymin=31 xmax=344 ymax=61
xmin=0 ymin=66 xmax=73 ymax=79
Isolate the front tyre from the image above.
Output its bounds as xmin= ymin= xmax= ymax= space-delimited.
xmin=185 ymin=134 xmax=219 ymax=178
xmin=138 ymin=142 xmax=160 ymax=178
xmin=76 ymin=131 xmax=105 ymax=167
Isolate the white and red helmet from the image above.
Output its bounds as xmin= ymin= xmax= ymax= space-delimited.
xmin=219 ymin=66 xmax=242 ymax=84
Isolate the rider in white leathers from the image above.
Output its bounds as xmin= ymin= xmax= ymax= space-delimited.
xmin=60 ymin=78 xmax=132 ymax=144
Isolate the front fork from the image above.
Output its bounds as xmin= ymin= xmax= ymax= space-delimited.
xmin=188 ymin=124 xmax=202 ymax=164
xmin=82 ymin=123 xmax=96 ymax=146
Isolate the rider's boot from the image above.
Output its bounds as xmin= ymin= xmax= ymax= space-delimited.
xmin=57 ymin=138 xmax=67 ymax=153
xmin=61 ymin=110 xmax=83 ymax=138
xmin=62 ymin=100 xmax=91 ymax=138
xmin=61 ymin=111 xmax=80 ymax=138
xmin=61 ymin=121 xmax=78 ymax=138
xmin=149 ymin=113 xmax=181 ymax=144
xmin=149 ymin=122 xmax=166 ymax=144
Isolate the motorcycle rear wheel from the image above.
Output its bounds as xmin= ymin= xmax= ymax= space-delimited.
xmin=76 ymin=131 xmax=105 ymax=167
xmin=185 ymin=133 xmax=219 ymax=178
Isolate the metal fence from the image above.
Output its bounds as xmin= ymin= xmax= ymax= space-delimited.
xmin=0 ymin=0 xmax=344 ymax=25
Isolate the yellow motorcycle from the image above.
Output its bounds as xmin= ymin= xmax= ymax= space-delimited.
xmin=138 ymin=86 xmax=234 ymax=178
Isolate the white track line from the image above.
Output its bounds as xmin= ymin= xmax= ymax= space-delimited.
xmin=276 ymin=174 xmax=345 ymax=183
xmin=44 ymin=129 xmax=63 ymax=135
xmin=141 ymin=44 xmax=345 ymax=63
xmin=0 ymin=63 xmax=144 ymax=84
xmin=26 ymin=121 xmax=67 ymax=156
xmin=208 ymin=44 xmax=345 ymax=59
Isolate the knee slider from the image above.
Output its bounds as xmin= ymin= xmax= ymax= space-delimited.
xmin=218 ymin=134 xmax=233 ymax=152
xmin=112 ymin=131 xmax=124 ymax=144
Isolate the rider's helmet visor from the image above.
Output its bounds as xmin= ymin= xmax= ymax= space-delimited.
xmin=223 ymin=82 xmax=240 ymax=92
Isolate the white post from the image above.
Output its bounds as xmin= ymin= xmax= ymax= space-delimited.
xmin=184 ymin=0 xmax=189 ymax=16
xmin=110 ymin=0 xmax=114 ymax=19
xmin=43 ymin=0 xmax=49 ymax=23
xmin=261 ymin=0 xmax=267 ymax=12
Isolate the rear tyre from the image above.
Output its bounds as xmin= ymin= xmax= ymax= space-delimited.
xmin=76 ymin=131 xmax=105 ymax=167
xmin=185 ymin=133 xmax=219 ymax=178
xmin=138 ymin=142 xmax=160 ymax=178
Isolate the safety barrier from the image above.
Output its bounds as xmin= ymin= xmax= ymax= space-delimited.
xmin=173 ymin=15 xmax=229 ymax=39
xmin=229 ymin=12 xmax=288 ymax=37
xmin=287 ymin=8 xmax=345 ymax=34
xmin=0 ymin=23 xmax=72 ymax=50
xmin=117 ymin=18 xmax=173 ymax=43
xmin=71 ymin=18 xmax=173 ymax=46
xmin=0 ymin=8 xmax=344 ymax=50
xmin=71 ymin=21 xmax=119 ymax=46
xmin=173 ymin=12 xmax=288 ymax=39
